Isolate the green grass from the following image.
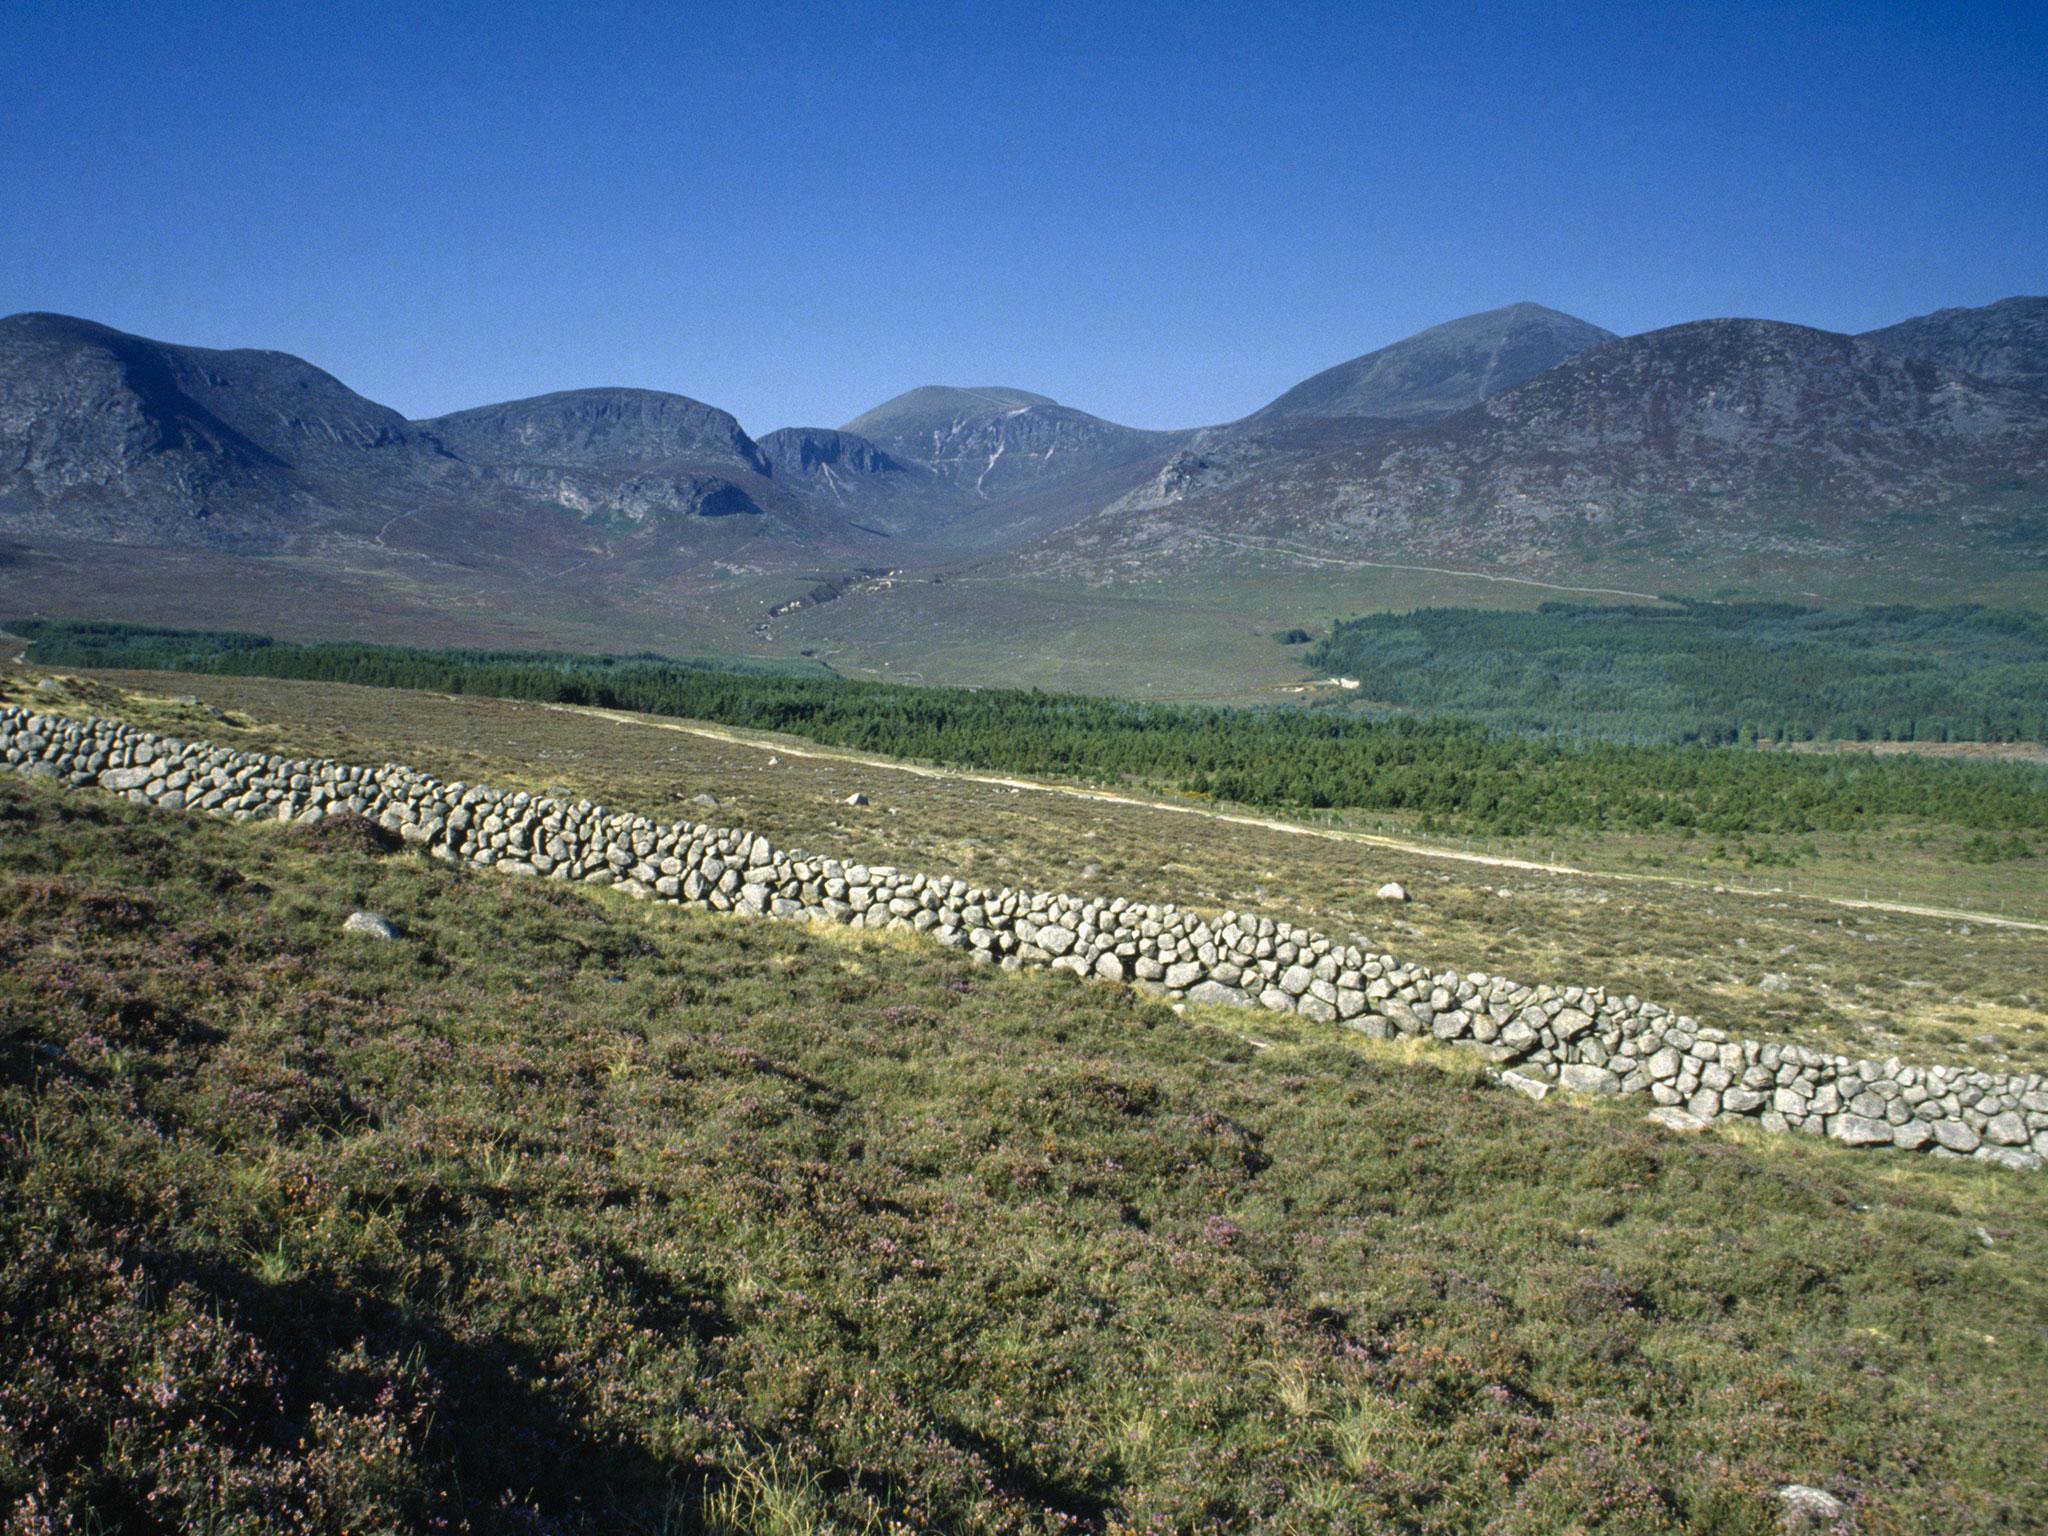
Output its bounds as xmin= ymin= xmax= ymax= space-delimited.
xmin=5 ymin=770 xmax=2048 ymax=1533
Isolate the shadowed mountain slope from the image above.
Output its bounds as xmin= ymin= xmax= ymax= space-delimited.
xmin=752 ymin=426 xmax=957 ymax=533
xmin=0 ymin=312 xmax=430 ymax=547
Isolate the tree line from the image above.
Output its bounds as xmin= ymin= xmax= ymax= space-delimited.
xmin=16 ymin=619 xmax=2047 ymax=838
xmin=1305 ymin=601 xmax=2048 ymax=745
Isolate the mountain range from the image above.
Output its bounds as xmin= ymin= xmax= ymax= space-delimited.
xmin=1033 ymin=313 xmax=2048 ymax=591
xmin=2 ymin=294 xmax=2044 ymax=685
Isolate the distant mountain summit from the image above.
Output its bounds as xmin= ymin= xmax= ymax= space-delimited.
xmin=841 ymin=385 xmax=1059 ymax=441
xmin=1244 ymin=303 xmax=1617 ymax=425
xmin=1861 ymin=296 xmax=2048 ymax=393
xmin=0 ymin=311 xmax=429 ymax=547
xmin=839 ymin=384 xmax=1177 ymax=502
xmin=413 ymin=388 xmax=780 ymax=526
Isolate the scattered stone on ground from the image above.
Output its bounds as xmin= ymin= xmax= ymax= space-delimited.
xmin=1377 ymin=881 xmax=1409 ymax=902
xmin=1776 ymin=1483 xmax=1845 ymax=1530
xmin=342 ymin=910 xmax=398 ymax=940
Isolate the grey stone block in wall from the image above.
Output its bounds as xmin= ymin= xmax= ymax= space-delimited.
xmin=1559 ymin=1063 xmax=1621 ymax=1096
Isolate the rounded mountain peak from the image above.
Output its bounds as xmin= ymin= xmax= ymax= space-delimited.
xmin=840 ymin=385 xmax=1061 ymax=440
xmin=417 ymin=387 xmax=765 ymax=474
xmin=1246 ymin=304 xmax=1618 ymax=426
xmin=1469 ymin=316 xmax=2048 ymax=443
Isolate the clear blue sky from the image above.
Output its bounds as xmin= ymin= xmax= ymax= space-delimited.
xmin=3 ymin=0 xmax=2042 ymax=433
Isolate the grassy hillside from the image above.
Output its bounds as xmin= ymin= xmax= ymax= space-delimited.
xmin=4 ymin=775 xmax=2046 ymax=1534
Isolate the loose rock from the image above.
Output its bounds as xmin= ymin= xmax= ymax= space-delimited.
xmin=1776 ymin=1484 xmax=1844 ymax=1530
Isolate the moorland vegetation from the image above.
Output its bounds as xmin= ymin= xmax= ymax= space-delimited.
xmin=3 ymin=777 xmax=2044 ymax=1534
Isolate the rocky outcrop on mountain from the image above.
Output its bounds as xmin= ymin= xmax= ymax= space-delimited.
xmin=750 ymin=426 xmax=965 ymax=534
xmin=758 ymin=426 xmax=905 ymax=480
xmin=11 ymin=701 xmax=2046 ymax=1171
xmin=491 ymin=465 xmax=762 ymax=522
xmin=1862 ymin=296 xmax=2048 ymax=393
xmin=1150 ymin=447 xmax=1227 ymax=499
xmin=412 ymin=388 xmax=785 ymax=526
xmin=1243 ymin=303 xmax=1617 ymax=425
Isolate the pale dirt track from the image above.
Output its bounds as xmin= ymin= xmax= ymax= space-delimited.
xmin=548 ymin=702 xmax=2048 ymax=935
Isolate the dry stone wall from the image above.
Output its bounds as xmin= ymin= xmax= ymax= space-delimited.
xmin=7 ymin=702 xmax=2046 ymax=1172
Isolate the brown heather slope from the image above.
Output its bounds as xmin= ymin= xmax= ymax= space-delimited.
xmin=3 ymin=701 xmax=2047 ymax=1532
